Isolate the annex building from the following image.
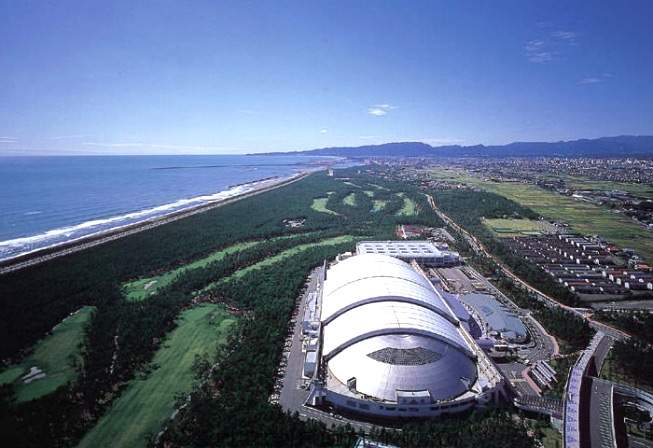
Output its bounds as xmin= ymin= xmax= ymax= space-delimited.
xmin=307 ymin=252 xmax=504 ymax=419
xmin=356 ymin=241 xmax=459 ymax=267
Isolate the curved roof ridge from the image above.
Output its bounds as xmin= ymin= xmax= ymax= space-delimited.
xmin=325 ymin=272 xmax=436 ymax=299
xmin=322 ymin=279 xmax=458 ymax=324
xmin=322 ymin=301 xmax=473 ymax=360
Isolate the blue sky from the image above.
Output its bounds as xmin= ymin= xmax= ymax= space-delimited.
xmin=1 ymin=0 xmax=652 ymax=155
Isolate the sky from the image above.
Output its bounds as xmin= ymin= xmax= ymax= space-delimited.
xmin=1 ymin=0 xmax=652 ymax=155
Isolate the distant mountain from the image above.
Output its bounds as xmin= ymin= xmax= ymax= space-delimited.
xmin=260 ymin=136 xmax=653 ymax=158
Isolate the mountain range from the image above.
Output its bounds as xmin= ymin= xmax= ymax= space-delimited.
xmin=261 ymin=135 xmax=653 ymax=158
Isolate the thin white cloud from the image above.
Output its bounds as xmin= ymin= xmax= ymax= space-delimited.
xmin=50 ymin=134 xmax=87 ymax=140
xmin=551 ymin=30 xmax=578 ymax=43
xmin=367 ymin=104 xmax=396 ymax=116
xmin=525 ymin=30 xmax=578 ymax=63
xmin=525 ymin=39 xmax=554 ymax=63
xmin=579 ymin=73 xmax=613 ymax=85
xmin=0 ymin=137 xmax=17 ymax=144
xmin=579 ymin=77 xmax=602 ymax=84
xmin=320 ymin=129 xmax=328 ymax=134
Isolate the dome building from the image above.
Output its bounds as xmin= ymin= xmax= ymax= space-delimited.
xmin=310 ymin=253 xmax=504 ymax=418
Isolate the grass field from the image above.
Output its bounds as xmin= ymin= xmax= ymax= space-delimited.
xmin=342 ymin=181 xmax=360 ymax=188
xmin=363 ymin=190 xmax=374 ymax=197
xmin=123 ymin=240 xmax=258 ymax=301
xmin=0 ymin=306 xmax=95 ymax=402
xmin=78 ymin=304 xmax=236 ymax=448
xmin=482 ymin=218 xmax=559 ymax=237
xmin=395 ymin=193 xmax=417 ymax=216
xmin=343 ymin=192 xmax=357 ymax=206
xmin=372 ymin=200 xmax=387 ymax=212
xmin=369 ymin=183 xmax=389 ymax=191
xmin=226 ymin=235 xmax=355 ymax=281
xmin=123 ymin=233 xmax=317 ymax=301
xmin=561 ymin=176 xmax=653 ymax=199
xmin=197 ymin=235 xmax=355 ymax=293
xmin=430 ymin=169 xmax=653 ymax=260
xmin=310 ymin=197 xmax=339 ymax=215
xmin=601 ymin=352 xmax=653 ymax=395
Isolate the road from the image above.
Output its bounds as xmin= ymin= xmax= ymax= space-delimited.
xmin=424 ymin=194 xmax=628 ymax=341
xmin=278 ymin=268 xmax=398 ymax=435
xmin=278 ymin=268 xmax=318 ymax=412
xmin=0 ymin=172 xmax=309 ymax=275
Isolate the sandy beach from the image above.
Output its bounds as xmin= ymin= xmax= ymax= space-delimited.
xmin=0 ymin=170 xmax=312 ymax=275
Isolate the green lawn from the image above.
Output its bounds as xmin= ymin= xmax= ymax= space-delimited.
xmin=123 ymin=233 xmax=315 ymax=301
xmin=430 ymin=169 xmax=653 ymax=260
xmin=372 ymin=199 xmax=387 ymax=212
xmin=78 ymin=304 xmax=236 ymax=448
xmin=363 ymin=190 xmax=374 ymax=197
xmin=482 ymin=218 xmax=558 ymax=237
xmin=369 ymin=183 xmax=389 ymax=191
xmin=395 ymin=193 xmax=417 ymax=216
xmin=123 ymin=240 xmax=258 ymax=301
xmin=227 ymin=235 xmax=355 ymax=281
xmin=0 ymin=306 xmax=95 ymax=402
xmin=343 ymin=192 xmax=357 ymax=206
xmin=311 ymin=197 xmax=339 ymax=215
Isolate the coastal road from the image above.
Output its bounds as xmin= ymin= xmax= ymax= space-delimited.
xmin=0 ymin=172 xmax=310 ymax=275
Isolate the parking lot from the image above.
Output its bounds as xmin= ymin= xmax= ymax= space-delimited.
xmin=451 ymin=265 xmax=559 ymax=397
xmin=273 ymin=267 xmax=320 ymax=409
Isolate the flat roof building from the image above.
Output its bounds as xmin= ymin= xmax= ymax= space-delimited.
xmin=356 ymin=240 xmax=459 ymax=267
xmin=460 ymin=293 xmax=528 ymax=344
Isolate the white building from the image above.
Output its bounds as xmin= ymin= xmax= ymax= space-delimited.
xmin=310 ymin=253 xmax=504 ymax=418
xmin=356 ymin=241 xmax=459 ymax=267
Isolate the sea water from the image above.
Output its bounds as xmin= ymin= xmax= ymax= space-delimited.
xmin=0 ymin=155 xmax=331 ymax=261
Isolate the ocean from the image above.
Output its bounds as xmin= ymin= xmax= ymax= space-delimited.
xmin=0 ymin=154 xmax=333 ymax=261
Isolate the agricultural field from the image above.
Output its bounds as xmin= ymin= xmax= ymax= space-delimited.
xmin=78 ymin=304 xmax=236 ymax=448
xmin=310 ymin=197 xmax=338 ymax=215
xmin=343 ymin=192 xmax=357 ymax=206
xmin=0 ymin=306 xmax=95 ymax=402
xmin=430 ymin=169 xmax=653 ymax=260
xmin=561 ymin=176 xmax=653 ymax=199
xmin=426 ymin=168 xmax=472 ymax=184
xmin=395 ymin=193 xmax=417 ymax=216
xmin=482 ymin=218 xmax=559 ymax=237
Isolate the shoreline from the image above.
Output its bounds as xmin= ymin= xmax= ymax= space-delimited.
xmin=0 ymin=170 xmax=313 ymax=275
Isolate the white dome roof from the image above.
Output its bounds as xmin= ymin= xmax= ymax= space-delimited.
xmin=321 ymin=254 xmax=477 ymax=402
